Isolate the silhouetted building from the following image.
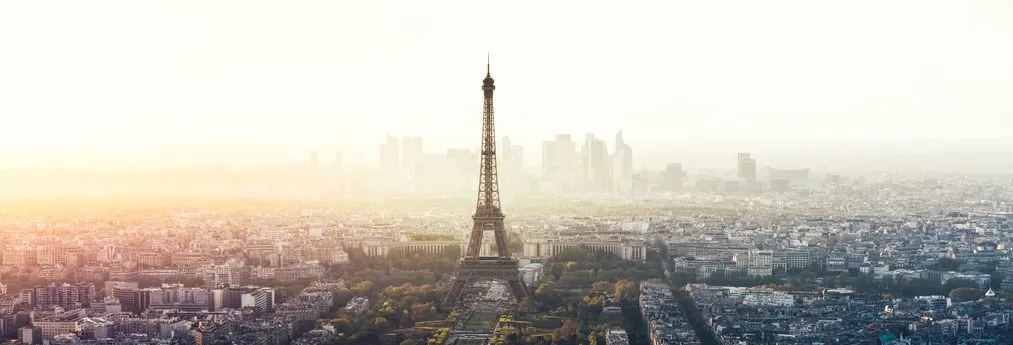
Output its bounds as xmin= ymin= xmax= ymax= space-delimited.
xmin=582 ymin=134 xmax=611 ymax=191
xmin=612 ymin=130 xmax=633 ymax=193
xmin=401 ymin=136 xmax=423 ymax=190
xmin=769 ymin=167 xmax=810 ymax=191
xmin=663 ymin=163 xmax=685 ymax=191
xmin=500 ymin=136 xmax=524 ymax=192
xmin=379 ymin=134 xmax=399 ymax=176
xmin=737 ymin=153 xmax=756 ymax=182
xmin=542 ymin=134 xmax=578 ymax=192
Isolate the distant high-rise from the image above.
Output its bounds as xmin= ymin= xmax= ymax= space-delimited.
xmin=500 ymin=136 xmax=524 ymax=191
xmin=511 ymin=144 xmax=524 ymax=187
xmin=737 ymin=152 xmax=756 ymax=182
xmin=582 ymin=134 xmax=594 ymax=183
xmin=502 ymin=136 xmax=512 ymax=165
xmin=663 ymin=163 xmax=685 ymax=191
xmin=379 ymin=134 xmax=399 ymax=175
xmin=401 ymin=136 xmax=423 ymax=190
xmin=446 ymin=148 xmax=479 ymax=194
xmin=612 ymin=130 xmax=633 ymax=193
xmin=769 ymin=167 xmax=809 ymax=191
xmin=309 ymin=150 xmax=318 ymax=166
xmin=583 ymin=135 xmax=610 ymax=191
xmin=542 ymin=134 xmax=578 ymax=192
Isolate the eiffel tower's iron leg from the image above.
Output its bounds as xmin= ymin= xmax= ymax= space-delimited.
xmin=442 ymin=278 xmax=470 ymax=308
xmin=506 ymin=277 xmax=532 ymax=302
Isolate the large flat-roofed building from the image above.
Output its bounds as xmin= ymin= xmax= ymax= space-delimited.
xmin=33 ymin=309 xmax=86 ymax=340
xmin=746 ymin=250 xmax=774 ymax=277
xmin=522 ymin=240 xmax=647 ymax=261
xmin=361 ymin=240 xmax=478 ymax=257
xmin=773 ymin=248 xmax=812 ymax=271
xmin=27 ymin=282 xmax=96 ymax=309
xmin=668 ymin=241 xmax=750 ymax=259
xmin=138 ymin=284 xmax=212 ymax=312
xmin=217 ymin=286 xmax=275 ymax=312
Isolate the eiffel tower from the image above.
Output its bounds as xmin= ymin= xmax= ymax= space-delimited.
xmin=441 ymin=57 xmax=532 ymax=309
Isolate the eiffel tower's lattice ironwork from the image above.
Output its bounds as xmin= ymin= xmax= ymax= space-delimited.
xmin=442 ymin=58 xmax=532 ymax=309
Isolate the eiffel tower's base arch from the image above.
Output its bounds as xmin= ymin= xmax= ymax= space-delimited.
xmin=442 ymin=257 xmax=532 ymax=309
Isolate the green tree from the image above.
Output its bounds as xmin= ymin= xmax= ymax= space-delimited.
xmin=948 ymin=288 xmax=986 ymax=300
xmin=591 ymin=281 xmax=614 ymax=295
xmin=328 ymin=318 xmax=352 ymax=334
xmin=931 ymin=257 xmax=962 ymax=271
xmin=351 ymin=280 xmax=375 ymax=295
xmin=944 ymin=278 xmax=980 ymax=293
xmin=534 ymin=283 xmax=563 ymax=310
xmin=552 ymin=319 xmax=578 ymax=343
xmin=613 ymin=280 xmax=637 ymax=301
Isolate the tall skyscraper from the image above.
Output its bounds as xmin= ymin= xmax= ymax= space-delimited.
xmin=401 ymin=136 xmax=423 ymax=190
xmin=737 ymin=152 xmax=756 ymax=182
xmin=663 ymin=163 xmax=685 ymax=191
xmin=502 ymin=136 xmax=514 ymax=178
xmin=333 ymin=151 xmax=343 ymax=168
xmin=502 ymin=136 xmax=513 ymax=163
xmin=612 ymin=130 xmax=633 ymax=193
xmin=379 ymin=134 xmax=399 ymax=176
xmin=582 ymin=134 xmax=595 ymax=183
xmin=510 ymin=143 xmax=524 ymax=180
xmin=446 ymin=148 xmax=479 ymax=194
xmin=582 ymin=134 xmax=610 ymax=191
xmin=500 ymin=136 xmax=524 ymax=191
xmin=542 ymin=134 xmax=577 ymax=192
xmin=309 ymin=150 xmax=318 ymax=166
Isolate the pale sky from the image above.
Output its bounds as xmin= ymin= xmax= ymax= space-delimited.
xmin=0 ymin=1 xmax=1011 ymax=168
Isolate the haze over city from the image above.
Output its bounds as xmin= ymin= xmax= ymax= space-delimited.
xmin=2 ymin=0 xmax=1012 ymax=173
xmin=2 ymin=3 xmax=1013 ymax=345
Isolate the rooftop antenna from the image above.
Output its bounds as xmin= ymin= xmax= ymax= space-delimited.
xmin=486 ymin=53 xmax=490 ymax=76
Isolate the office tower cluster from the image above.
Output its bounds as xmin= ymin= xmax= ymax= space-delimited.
xmin=371 ymin=135 xmax=488 ymax=195
xmin=356 ymin=135 xmax=824 ymax=196
xmin=725 ymin=152 xmax=810 ymax=193
xmin=540 ymin=130 xmax=634 ymax=194
xmin=363 ymin=130 xmax=636 ymax=196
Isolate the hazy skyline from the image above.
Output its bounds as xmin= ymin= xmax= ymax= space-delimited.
xmin=1 ymin=1 xmax=1012 ymax=169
